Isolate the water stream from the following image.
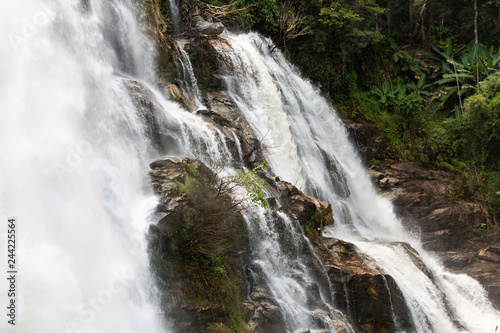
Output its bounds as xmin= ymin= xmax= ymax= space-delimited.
xmin=218 ymin=32 xmax=500 ymax=333
xmin=1 ymin=1 xmax=499 ymax=332
xmin=0 ymin=1 xmax=166 ymax=332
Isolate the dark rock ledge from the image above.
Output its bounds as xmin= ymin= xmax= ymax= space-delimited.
xmin=145 ymin=156 xmax=426 ymax=332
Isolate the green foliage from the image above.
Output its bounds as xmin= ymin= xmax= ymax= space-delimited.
xmin=233 ymin=163 xmax=270 ymax=209
xmin=150 ymin=162 xmax=250 ymax=332
xmin=487 ymin=171 xmax=500 ymax=219
xmin=303 ymin=209 xmax=324 ymax=239
xmin=463 ymin=72 xmax=500 ymax=168
xmin=473 ymin=222 xmax=487 ymax=235
xmin=370 ymin=80 xmax=395 ymax=105
xmin=342 ymin=90 xmax=382 ymax=120
xmin=395 ymin=92 xmax=427 ymax=138
xmin=250 ymin=0 xmax=278 ymax=30
xmin=200 ymin=0 xmax=277 ymax=32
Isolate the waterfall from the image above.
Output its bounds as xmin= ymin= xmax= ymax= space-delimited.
xmin=219 ymin=32 xmax=500 ymax=332
xmin=167 ymin=0 xmax=182 ymax=36
xmin=173 ymin=45 xmax=205 ymax=111
xmin=1 ymin=0 xmax=498 ymax=331
xmin=0 ymin=1 xmax=167 ymax=332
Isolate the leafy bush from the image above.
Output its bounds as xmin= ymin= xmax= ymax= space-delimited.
xmin=464 ymin=72 xmax=500 ymax=168
xmin=486 ymin=171 xmax=500 ymax=221
xmin=232 ymin=163 xmax=270 ymax=209
xmin=149 ymin=161 xmax=252 ymax=332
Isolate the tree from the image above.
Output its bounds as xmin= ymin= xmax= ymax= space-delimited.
xmin=474 ymin=0 xmax=479 ymax=44
xmin=409 ymin=0 xmax=414 ymax=31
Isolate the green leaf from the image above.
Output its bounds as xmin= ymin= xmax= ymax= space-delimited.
xmin=417 ymin=74 xmax=426 ymax=90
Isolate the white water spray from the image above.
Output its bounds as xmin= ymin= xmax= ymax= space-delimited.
xmin=220 ymin=32 xmax=500 ymax=333
xmin=0 ymin=1 xmax=167 ymax=332
xmin=173 ymin=46 xmax=205 ymax=111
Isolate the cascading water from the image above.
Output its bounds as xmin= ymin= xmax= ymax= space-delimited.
xmin=2 ymin=0 xmax=498 ymax=331
xmin=0 ymin=1 xmax=168 ymax=332
xmin=173 ymin=46 xmax=205 ymax=111
xmin=167 ymin=0 xmax=182 ymax=36
xmin=242 ymin=208 xmax=355 ymax=332
xmin=218 ymin=32 xmax=500 ymax=332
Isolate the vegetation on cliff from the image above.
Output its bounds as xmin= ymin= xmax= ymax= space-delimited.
xmin=183 ymin=0 xmax=500 ymax=237
xmin=137 ymin=1 xmax=500 ymax=328
xmin=148 ymin=159 xmax=251 ymax=332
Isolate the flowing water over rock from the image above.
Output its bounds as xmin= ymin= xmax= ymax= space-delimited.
xmin=2 ymin=0 xmax=499 ymax=332
xmin=218 ymin=32 xmax=500 ymax=332
xmin=173 ymin=46 xmax=204 ymax=111
xmin=0 ymin=1 xmax=166 ymax=332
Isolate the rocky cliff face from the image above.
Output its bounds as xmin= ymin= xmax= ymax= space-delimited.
xmin=370 ymin=161 xmax=500 ymax=309
xmin=145 ymin=155 xmax=423 ymax=333
xmin=137 ymin=1 xmax=500 ymax=330
xmin=126 ymin=65 xmax=497 ymax=332
xmin=346 ymin=122 xmax=500 ymax=309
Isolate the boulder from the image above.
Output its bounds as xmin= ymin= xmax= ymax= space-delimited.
xmin=163 ymin=82 xmax=200 ymax=112
xmin=277 ymin=181 xmax=334 ymax=237
xmin=202 ymin=91 xmax=265 ymax=167
xmin=193 ymin=17 xmax=225 ymax=35
xmin=125 ymin=79 xmax=183 ymax=152
xmin=369 ymin=161 xmax=500 ymax=309
xmin=188 ymin=4 xmax=225 ymax=36
xmin=311 ymin=237 xmax=416 ymax=332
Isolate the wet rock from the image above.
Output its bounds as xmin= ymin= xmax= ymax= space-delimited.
xmin=277 ymin=181 xmax=334 ymax=236
xmin=202 ymin=91 xmax=265 ymax=167
xmin=193 ymin=17 xmax=224 ymax=35
xmin=124 ymin=78 xmax=163 ymax=149
xmin=190 ymin=6 xmax=225 ymax=35
xmin=245 ymin=264 xmax=287 ymax=333
xmin=163 ymin=82 xmax=200 ymax=112
xmin=368 ymin=161 xmax=500 ymax=308
xmin=379 ymin=176 xmax=400 ymax=189
xmin=125 ymin=79 xmax=183 ymax=153
xmin=343 ymin=119 xmax=396 ymax=163
xmin=312 ymin=237 xmax=415 ymax=332
xmin=294 ymin=329 xmax=310 ymax=333
xmin=370 ymin=162 xmax=487 ymax=252
xmin=478 ymin=246 xmax=500 ymax=263
xmin=433 ymin=251 xmax=475 ymax=269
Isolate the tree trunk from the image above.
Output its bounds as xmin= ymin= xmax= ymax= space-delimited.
xmin=498 ymin=1 xmax=500 ymax=27
xmin=409 ymin=0 xmax=414 ymax=30
xmin=418 ymin=0 xmax=428 ymax=42
xmin=474 ymin=0 xmax=479 ymax=44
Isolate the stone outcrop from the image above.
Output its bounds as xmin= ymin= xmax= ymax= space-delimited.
xmin=244 ymin=263 xmax=287 ymax=333
xmin=309 ymin=237 xmax=416 ymax=332
xmin=368 ymin=161 xmax=500 ymax=308
xmin=201 ymin=91 xmax=265 ymax=167
xmin=147 ymin=157 xmax=293 ymax=333
xmin=147 ymin=156 xmax=415 ymax=332
xmin=268 ymin=179 xmax=417 ymax=332
xmin=369 ymin=162 xmax=485 ymax=251
xmin=186 ymin=0 xmax=225 ymax=36
xmin=344 ymin=119 xmax=396 ymax=163
xmin=192 ymin=15 xmax=225 ymax=36
xmin=125 ymin=79 xmax=185 ymax=153
xmin=277 ymin=180 xmax=335 ymax=237
xmin=126 ymin=77 xmax=265 ymax=170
